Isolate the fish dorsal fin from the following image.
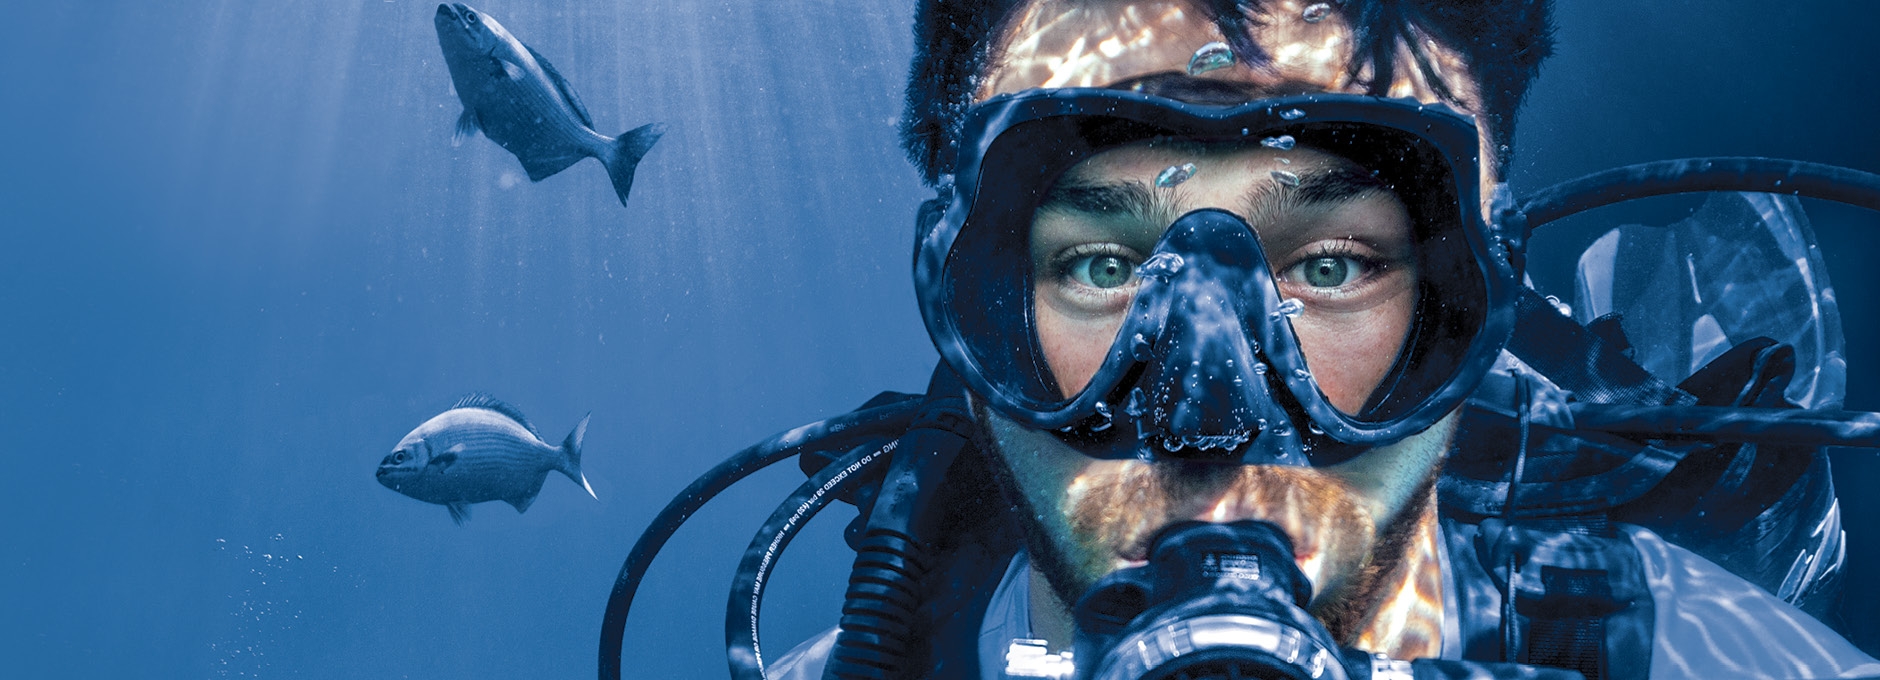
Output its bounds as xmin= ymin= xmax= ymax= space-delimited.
xmin=524 ymin=43 xmax=593 ymax=129
xmin=452 ymin=393 xmax=541 ymax=438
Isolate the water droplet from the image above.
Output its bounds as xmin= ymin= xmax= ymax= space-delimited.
xmin=1271 ymin=169 xmax=1301 ymax=187
xmin=1090 ymin=401 xmax=1114 ymax=432
xmin=1155 ymin=162 xmax=1198 ymax=187
xmin=1302 ymin=2 xmax=1333 ymax=23
xmin=1260 ymin=134 xmax=1297 ymax=150
xmin=1307 ymin=422 xmax=1325 ymax=435
xmin=1272 ymin=298 xmax=1304 ymax=318
xmin=1279 ymin=108 xmax=1306 ymax=120
xmin=1137 ymin=253 xmax=1186 ymax=279
xmin=1274 ymin=426 xmax=1295 ymax=437
xmin=1293 ymin=368 xmax=1312 ymax=379
xmin=1544 ymin=295 xmax=1572 ymax=316
xmin=1125 ymin=387 xmax=1148 ymax=417
xmin=1252 ymin=362 xmax=1269 ymax=375
xmin=1187 ymin=41 xmax=1235 ymax=75
xmin=1278 ymin=157 xmax=1291 ymax=164
xmin=1131 ymin=333 xmax=1154 ymax=361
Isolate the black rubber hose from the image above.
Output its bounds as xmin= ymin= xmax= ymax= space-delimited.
xmin=598 ymin=398 xmax=921 ymax=680
xmin=726 ymin=439 xmax=900 ymax=680
xmin=824 ymin=370 xmax=973 ymax=680
xmin=1519 ymin=157 xmax=1880 ymax=230
xmin=1570 ymin=403 xmax=1880 ymax=448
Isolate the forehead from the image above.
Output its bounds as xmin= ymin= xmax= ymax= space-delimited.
xmin=979 ymin=0 xmax=1479 ymax=109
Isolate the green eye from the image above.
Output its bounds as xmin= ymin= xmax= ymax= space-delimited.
xmin=1080 ymin=254 xmax=1134 ymax=288
xmin=1300 ymin=256 xmax=1354 ymax=287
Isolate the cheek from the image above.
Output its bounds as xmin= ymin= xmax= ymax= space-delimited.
xmin=1034 ymin=290 xmax=1126 ymax=397
xmin=1290 ymin=290 xmax=1417 ymax=414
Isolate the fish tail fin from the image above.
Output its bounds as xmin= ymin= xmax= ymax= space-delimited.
xmin=560 ymin=413 xmax=596 ymax=500
xmin=600 ymin=122 xmax=665 ymax=207
xmin=447 ymin=502 xmax=472 ymax=525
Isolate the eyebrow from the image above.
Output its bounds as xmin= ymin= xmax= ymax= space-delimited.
xmin=1038 ymin=178 xmax=1164 ymax=222
xmin=1038 ymin=165 xmax=1390 ymax=224
xmin=1248 ymin=166 xmax=1391 ymax=216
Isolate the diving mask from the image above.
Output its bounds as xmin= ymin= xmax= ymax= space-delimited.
xmin=915 ymin=89 xmax=1517 ymax=465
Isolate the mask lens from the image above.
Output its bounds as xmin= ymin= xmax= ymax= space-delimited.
xmin=938 ymin=105 xmax=1489 ymax=430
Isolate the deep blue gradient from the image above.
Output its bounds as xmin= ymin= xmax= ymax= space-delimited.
xmin=0 ymin=1 xmax=1874 ymax=678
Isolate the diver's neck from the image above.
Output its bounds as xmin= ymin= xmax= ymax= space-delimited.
xmin=1026 ymin=499 xmax=1448 ymax=660
xmin=1346 ymin=492 xmax=1446 ymax=658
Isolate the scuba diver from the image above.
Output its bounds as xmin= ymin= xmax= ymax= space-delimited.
xmin=600 ymin=1 xmax=1880 ymax=679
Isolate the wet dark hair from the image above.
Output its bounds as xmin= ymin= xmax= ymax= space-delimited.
xmin=900 ymin=0 xmax=1557 ymax=186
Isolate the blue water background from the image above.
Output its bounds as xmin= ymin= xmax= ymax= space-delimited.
xmin=1 ymin=1 xmax=1874 ymax=678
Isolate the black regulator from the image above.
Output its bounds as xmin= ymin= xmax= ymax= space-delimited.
xmin=1001 ymin=521 xmax=1583 ymax=680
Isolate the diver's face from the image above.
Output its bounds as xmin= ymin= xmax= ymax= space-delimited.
xmin=976 ymin=0 xmax=1483 ymax=623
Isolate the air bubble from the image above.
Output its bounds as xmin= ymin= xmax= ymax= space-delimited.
xmin=1302 ymin=3 xmax=1332 ymax=23
xmin=1293 ymin=368 xmax=1312 ymax=379
xmin=1187 ymin=42 xmax=1235 ymax=75
xmin=1156 ymin=163 xmax=1198 ymax=187
xmin=1307 ymin=422 xmax=1325 ymax=435
xmin=1131 ymin=333 xmax=1154 ymax=361
xmin=1252 ymin=362 xmax=1269 ymax=375
xmin=1260 ymin=134 xmax=1296 ymax=150
xmin=1137 ymin=253 xmax=1186 ymax=279
xmin=1272 ymin=298 xmax=1304 ymax=318
xmin=1271 ymin=169 xmax=1301 ymax=187
xmin=1279 ymin=108 xmax=1306 ymax=120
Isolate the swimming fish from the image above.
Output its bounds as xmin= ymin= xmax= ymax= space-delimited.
xmin=377 ymin=394 xmax=597 ymax=525
xmin=434 ymin=3 xmax=664 ymax=207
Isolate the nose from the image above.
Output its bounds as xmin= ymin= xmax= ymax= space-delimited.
xmin=1127 ymin=209 xmax=1307 ymax=466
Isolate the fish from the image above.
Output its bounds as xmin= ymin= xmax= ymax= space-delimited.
xmin=377 ymin=394 xmax=596 ymax=525
xmin=434 ymin=3 xmax=664 ymax=207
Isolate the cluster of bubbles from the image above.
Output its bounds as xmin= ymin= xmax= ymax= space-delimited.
xmin=210 ymin=534 xmax=310 ymax=678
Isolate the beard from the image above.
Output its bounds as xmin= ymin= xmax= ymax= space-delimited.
xmin=973 ymin=400 xmax=1440 ymax=645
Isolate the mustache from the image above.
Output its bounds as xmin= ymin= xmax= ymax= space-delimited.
xmin=1064 ymin=462 xmax=1378 ymax=574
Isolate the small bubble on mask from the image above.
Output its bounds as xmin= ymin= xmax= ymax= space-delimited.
xmin=1187 ymin=41 xmax=1235 ymax=75
xmin=1279 ymin=108 xmax=1306 ymax=120
xmin=1155 ymin=163 xmax=1198 ymax=187
xmin=1272 ymin=298 xmax=1304 ymax=318
xmin=1137 ymin=253 xmax=1186 ymax=279
xmin=1302 ymin=3 xmax=1333 ymax=23
xmin=1260 ymin=134 xmax=1296 ymax=150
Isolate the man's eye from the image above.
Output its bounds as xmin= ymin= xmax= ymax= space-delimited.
xmin=1293 ymin=256 xmax=1364 ymax=288
xmin=1069 ymin=254 xmax=1137 ymax=288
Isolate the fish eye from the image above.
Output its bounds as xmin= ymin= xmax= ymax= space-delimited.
xmin=466 ymin=11 xmax=479 ymax=23
xmin=391 ymin=451 xmax=407 ymax=464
